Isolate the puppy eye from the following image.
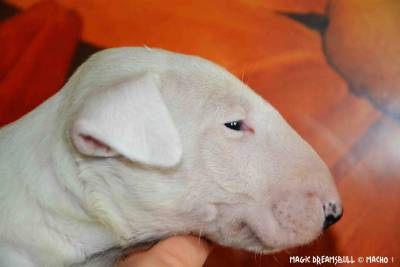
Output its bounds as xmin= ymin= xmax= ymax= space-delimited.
xmin=224 ymin=120 xmax=243 ymax=131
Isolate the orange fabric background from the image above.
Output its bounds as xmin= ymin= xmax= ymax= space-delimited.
xmin=3 ymin=0 xmax=378 ymax=167
xmin=0 ymin=1 xmax=81 ymax=125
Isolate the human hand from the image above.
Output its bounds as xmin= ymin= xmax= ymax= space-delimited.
xmin=117 ymin=236 xmax=212 ymax=267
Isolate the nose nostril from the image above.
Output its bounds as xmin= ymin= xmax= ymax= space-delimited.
xmin=323 ymin=203 xmax=343 ymax=230
xmin=323 ymin=214 xmax=340 ymax=229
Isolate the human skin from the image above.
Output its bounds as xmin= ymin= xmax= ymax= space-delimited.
xmin=117 ymin=236 xmax=212 ymax=267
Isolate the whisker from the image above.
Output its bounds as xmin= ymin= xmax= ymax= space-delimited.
xmin=273 ymin=254 xmax=284 ymax=267
xmin=198 ymin=227 xmax=203 ymax=243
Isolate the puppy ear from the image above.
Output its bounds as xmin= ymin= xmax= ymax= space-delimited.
xmin=70 ymin=73 xmax=182 ymax=167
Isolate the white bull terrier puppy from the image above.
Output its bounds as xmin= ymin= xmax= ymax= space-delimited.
xmin=0 ymin=47 xmax=342 ymax=267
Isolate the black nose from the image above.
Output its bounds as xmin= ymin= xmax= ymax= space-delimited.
xmin=323 ymin=202 xmax=343 ymax=230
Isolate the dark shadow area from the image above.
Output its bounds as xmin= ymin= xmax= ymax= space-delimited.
xmin=279 ymin=12 xmax=329 ymax=34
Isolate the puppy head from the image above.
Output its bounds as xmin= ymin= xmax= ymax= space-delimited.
xmin=66 ymin=47 xmax=342 ymax=253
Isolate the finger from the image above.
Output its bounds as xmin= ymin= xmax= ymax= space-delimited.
xmin=117 ymin=236 xmax=212 ymax=267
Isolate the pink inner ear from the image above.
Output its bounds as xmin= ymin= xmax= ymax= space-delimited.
xmin=80 ymin=134 xmax=111 ymax=152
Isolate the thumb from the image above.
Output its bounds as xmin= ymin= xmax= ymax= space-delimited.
xmin=117 ymin=236 xmax=212 ymax=267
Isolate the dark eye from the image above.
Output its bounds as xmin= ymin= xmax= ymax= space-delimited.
xmin=224 ymin=120 xmax=243 ymax=131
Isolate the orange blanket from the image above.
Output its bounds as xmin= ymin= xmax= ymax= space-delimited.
xmin=0 ymin=1 xmax=81 ymax=126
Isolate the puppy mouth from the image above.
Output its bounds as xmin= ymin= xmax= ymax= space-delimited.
xmin=81 ymin=217 xmax=278 ymax=265
xmin=235 ymin=221 xmax=275 ymax=252
xmin=81 ymin=226 xmax=273 ymax=266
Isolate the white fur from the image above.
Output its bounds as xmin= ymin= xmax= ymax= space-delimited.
xmin=71 ymin=72 xmax=181 ymax=167
xmin=0 ymin=47 xmax=341 ymax=266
